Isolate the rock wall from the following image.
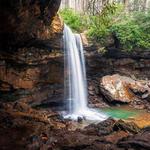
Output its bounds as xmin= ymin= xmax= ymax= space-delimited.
xmin=0 ymin=0 xmax=64 ymax=106
xmin=87 ymin=52 xmax=150 ymax=79
xmin=86 ymin=48 xmax=150 ymax=109
xmin=0 ymin=0 xmax=62 ymax=49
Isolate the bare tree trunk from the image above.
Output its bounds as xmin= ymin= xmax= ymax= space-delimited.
xmin=123 ymin=0 xmax=129 ymax=11
xmin=82 ymin=0 xmax=84 ymax=12
xmin=143 ymin=0 xmax=148 ymax=11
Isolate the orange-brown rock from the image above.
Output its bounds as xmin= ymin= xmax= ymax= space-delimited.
xmin=118 ymin=127 xmax=150 ymax=149
xmin=0 ymin=48 xmax=64 ymax=105
xmin=0 ymin=0 xmax=62 ymax=49
xmin=80 ymin=32 xmax=89 ymax=46
xmin=104 ymin=131 xmax=128 ymax=144
xmin=0 ymin=0 xmax=63 ymax=105
xmin=0 ymin=49 xmax=63 ymax=90
xmin=126 ymin=113 xmax=150 ymax=128
xmin=100 ymin=74 xmax=150 ymax=103
xmin=0 ymin=102 xmax=67 ymax=149
xmin=86 ymin=49 xmax=150 ymax=110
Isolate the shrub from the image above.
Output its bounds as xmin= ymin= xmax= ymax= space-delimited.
xmin=88 ymin=6 xmax=150 ymax=51
xmin=110 ymin=11 xmax=150 ymax=51
xmin=88 ymin=3 xmax=123 ymax=44
xmin=59 ymin=8 xmax=87 ymax=32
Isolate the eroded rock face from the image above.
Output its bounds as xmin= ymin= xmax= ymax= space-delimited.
xmin=0 ymin=0 xmax=62 ymax=49
xmin=100 ymin=74 xmax=150 ymax=103
xmin=86 ymin=47 xmax=150 ymax=81
xmin=0 ymin=0 xmax=64 ymax=106
xmin=0 ymin=48 xmax=64 ymax=106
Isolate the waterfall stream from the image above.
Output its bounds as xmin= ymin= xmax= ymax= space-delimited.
xmin=63 ymin=24 xmax=107 ymax=121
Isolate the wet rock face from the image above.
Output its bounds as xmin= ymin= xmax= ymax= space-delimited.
xmin=0 ymin=48 xmax=64 ymax=105
xmin=100 ymin=74 xmax=150 ymax=103
xmin=88 ymin=79 xmax=109 ymax=108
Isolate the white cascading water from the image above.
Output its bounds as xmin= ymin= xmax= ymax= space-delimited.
xmin=64 ymin=24 xmax=107 ymax=121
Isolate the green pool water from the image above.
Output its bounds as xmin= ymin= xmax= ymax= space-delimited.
xmin=102 ymin=107 xmax=139 ymax=119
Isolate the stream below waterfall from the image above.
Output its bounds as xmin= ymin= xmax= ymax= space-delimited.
xmin=62 ymin=105 xmax=150 ymax=130
xmin=102 ymin=106 xmax=150 ymax=128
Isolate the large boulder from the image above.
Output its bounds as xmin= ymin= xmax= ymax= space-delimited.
xmin=100 ymin=74 xmax=150 ymax=103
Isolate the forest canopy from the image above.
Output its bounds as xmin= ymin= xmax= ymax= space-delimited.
xmin=60 ymin=0 xmax=150 ymax=51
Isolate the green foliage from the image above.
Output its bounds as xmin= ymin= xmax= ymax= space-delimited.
xmin=59 ymin=8 xmax=87 ymax=32
xmin=133 ymin=11 xmax=150 ymax=33
xmin=111 ymin=20 xmax=141 ymax=50
xmin=88 ymin=3 xmax=123 ymax=44
xmin=110 ymin=11 xmax=150 ymax=51
xmin=60 ymin=5 xmax=150 ymax=51
xmin=88 ymin=3 xmax=150 ymax=51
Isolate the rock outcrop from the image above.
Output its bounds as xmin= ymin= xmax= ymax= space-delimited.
xmin=86 ymin=48 xmax=150 ymax=110
xmin=0 ymin=0 xmax=62 ymax=49
xmin=0 ymin=0 xmax=64 ymax=107
xmin=100 ymin=74 xmax=150 ymax=103
xmin=86 ymin=50 xmax=150 ymax=80
xmin=0 ymin=48 xmax=64 ymax=106
xmin=0 ymin=102 xmax=66 ymax=149
xmin=118 ymin=127 xmax=150 ymax=149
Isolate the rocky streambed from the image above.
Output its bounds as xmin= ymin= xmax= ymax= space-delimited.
xmin=0 ymin=102 xmax=150 ymax=150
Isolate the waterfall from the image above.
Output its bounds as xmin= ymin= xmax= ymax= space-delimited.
xmin=63 ymin=24 xmax=107 ymax=121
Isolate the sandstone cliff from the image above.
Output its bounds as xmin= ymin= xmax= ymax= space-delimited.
xmin=0 ymin=0 xmax=64 ymax=106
